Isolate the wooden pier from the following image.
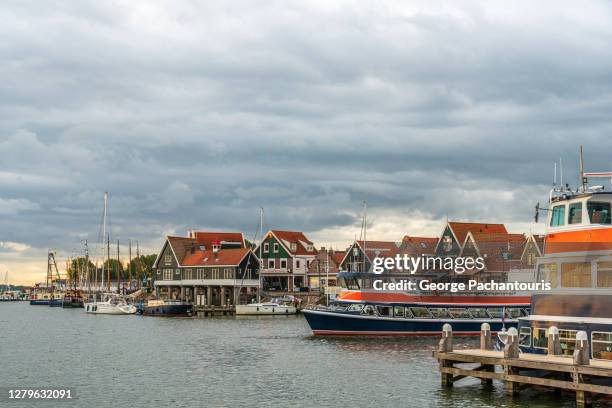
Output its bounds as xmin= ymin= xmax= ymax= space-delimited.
xmin=433 ymin=324 xmax=612 ymax=407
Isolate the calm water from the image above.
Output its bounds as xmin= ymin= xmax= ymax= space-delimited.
xmin=0 ymin=303 xmax=599 ymax=407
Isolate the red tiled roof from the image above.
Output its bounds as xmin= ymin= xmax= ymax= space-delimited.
xmin=193 ymin=231 xmax=244 ymax=249
xmin=181 ymin=247 xmax=252 ymax=267
xmin=448 ymin=222 xmax=507 ymax=244
xmin=357 ymin=240 xmax=401 ymax=261
xmin=401 ymin=236 xmax=438 ymax=255
xmin=270 ymin=230 xmax=318 ymax=256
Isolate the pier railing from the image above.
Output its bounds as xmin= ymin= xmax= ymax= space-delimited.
xmin=434 ymin=323 xmax=612 ymax=408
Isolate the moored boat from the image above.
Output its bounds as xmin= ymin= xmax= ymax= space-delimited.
xmin=84 ymin=293 xmax=137 ymax=315
xmin=62 ymin=289 xmax=84 ymax=308
xmin=235 ymin=297 xmax=297 ymax=315
xmin=141 ymin=299 xmax=193 ymax=317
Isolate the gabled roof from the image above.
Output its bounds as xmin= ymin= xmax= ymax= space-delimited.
xmin=192 ymin=231 xmax=245 ymax=249
xmin=307 ymin=249 xmax=346 ymax=274
xmin=401 ymin=236 xmax=438 ymax=255
xmin=181 ymin=247 xmax=253 ymax=267
xmin=167 ymin=236 xmax=197 ymax=265
xmin=262 ymin=230 xmax=318 ymax=256
xmin=339 ymin=240 xmax=401 ymax=266
xmin=448 ymin=222 xmax=508 ymax=244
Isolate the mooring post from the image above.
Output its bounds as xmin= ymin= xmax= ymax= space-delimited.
xmin=479 ymin=323 xmax=494 ymax=385
xmin=573 ymin=331 xmax=591 ymax=408
xmin=503 ymin=327 xmax=519 ymax=396
xmin=438 ymin=324 xmax=453 ymax=387
xmin=547 ymin=326 xmax=561 ymax=356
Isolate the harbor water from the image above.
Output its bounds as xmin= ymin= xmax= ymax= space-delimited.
xmin=0 ymin=303 xmax=598 ymax=407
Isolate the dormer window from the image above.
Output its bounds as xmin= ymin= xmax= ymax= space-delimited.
xmin=290 ymin=243 xmax=297 ymax=252
xmin=306 ymin=244 xmax=313 ymax=252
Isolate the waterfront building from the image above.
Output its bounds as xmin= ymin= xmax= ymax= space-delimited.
xmin=255 ymin=230 xmax=317 ymax=292
xmin=307 ymin=247 xmax=345 ymax=290
xmin=152 ymin=231 xmax=260 ymax=307
xmin=339 ymin=240 xmax=401 ymax=272
xmin=434 ymin=221 xmax=508 ymax=257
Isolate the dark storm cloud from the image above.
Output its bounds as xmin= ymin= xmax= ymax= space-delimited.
xmin=2 ymin=0 xmax=612 ymax=281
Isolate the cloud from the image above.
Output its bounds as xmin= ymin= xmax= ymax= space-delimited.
xmin=0 ymin=241 xmax=31 ymax=252
xmin=1 ymin=0 xmax=611 ymax=283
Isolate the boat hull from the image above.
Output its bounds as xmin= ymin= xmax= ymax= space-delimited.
xmin=29 ymin=299 xmax=50 ymax=305
xmin=303 ymin=309 xmax=517 ymax=336
xmin=62 ymin=298 xmax=84 ymax=308
xmin=235 ymin=304 xmax=297 ymax=315
xmin=142 ymin=303 xmax=193 ymax=317
xmin=84 ymin=302 xmax=137 ymax=315
xmin=48 ymin=299 xmax=64 ymax=307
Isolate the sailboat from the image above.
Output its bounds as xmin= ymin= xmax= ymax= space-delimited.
xmin=84 ymin=192 xmax=136 ymax=315
xmin=235 ymin=207 xmax=298 ymax=316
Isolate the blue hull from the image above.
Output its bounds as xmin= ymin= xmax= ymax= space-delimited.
xmin=142 ymin=304 xmax=193 ymax=317
xmin=30 ymin=300 xmax=50 ymax=305
xmin=48 ymin=299 xmax=63 ymax=307
xmin=303 ymin=309 xmax=517 ymax=336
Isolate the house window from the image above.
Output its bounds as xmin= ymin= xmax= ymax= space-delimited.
xmin=443 ymin=236 xmax=452 ymax=252
xmin=224 ymin=268 xmax=232 ymax=279
xmin=163 ymin=269 xmax=173 ymax=280
xmin=268 ymin=259 xmax=275 ymax=269
xmin=527 ymin=253 xmax=535 ymax=266
xmin=568 ymin=202 xmax=583 ymax=224
xmin=280 ymin=259 xmax=287 ymax=269
xmin=164 ymin=254 xmax=172 ymax=265
xmin=290 ymin=243 xmax=297 ymax=251
xmin=550 ymin=205 xmax=566 ymax=227
xmin=296 ymin=260 xmax=301 ymax=269
xmin=263 ymin=243 xmax=269 ymax=253
xmin=273 ymin=243 xmax=279 ymax=253
xmin=184 ymin=269 xmax=192 ymax=280
xmin=212 ymin=268 xmax=219 ymax=279
xmin=196 ymin=269 xmax=204 ymax=279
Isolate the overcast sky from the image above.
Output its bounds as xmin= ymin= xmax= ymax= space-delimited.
xmin=3 ymin=1 xmax=612 ymax=284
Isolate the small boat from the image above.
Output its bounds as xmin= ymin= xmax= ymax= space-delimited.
xmin=235 ymin=297 xmax=298 ymax=315
xmin=29 ymin=291 xmax=53 ymax=305
xmin=141 ymin=299 xmax=193 ymax=317
xmin=62 ymin=290 xmax=84 ymax=308
xmin=49 ymin=293 xmax=64 ymax=307
xmin=84 ymin=293 xmax=137 ymax=315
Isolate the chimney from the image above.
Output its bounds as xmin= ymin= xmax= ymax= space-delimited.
xmin=212 ymin=239 xmax=220 ymax=256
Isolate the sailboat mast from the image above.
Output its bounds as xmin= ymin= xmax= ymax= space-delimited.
xmin=128 ymin=239 xmax=132 ymax=290
xmin=107 ymin=235 xmax=111 ymax=291
xmin=101 ymin=191 xmax=108 ymax=291
xmin=116 ymin=239 xmax=120 ymax=294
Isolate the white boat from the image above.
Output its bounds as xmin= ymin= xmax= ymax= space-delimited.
xmin=236 ymin=298 xmax=297 ymax=315
xmin=84 ymin=294 xmax=137 ymax=315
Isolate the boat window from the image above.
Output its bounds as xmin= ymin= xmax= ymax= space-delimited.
xmin=404 ymin=308 xmax=414 ymax=318
xmin=361 ymin=305 xmax=377 ymax=316
xmin=376 ymin=306 xmax=392 ymax=317
xmin=347 ymin=304 xmax=364 ymax=312
xmin=346 ymin=278 xmax=360 ymax=290
xmin=537 ymin=263 xmax=558 ymax=288
xmin=448 ymin=308 xmax=471 ymax=318
xmin=410 ymin=307 xmax=432 ymax=318
xmin=597 ymin=261 xmax=612 ymax=288
xmin=559 ymin=330 xmax=578 ymax=356
xmin=519 ymin=327 xmax=531 ymax=347
xmin=561 ymin=262 xmax=592 ymax=288
xmin=429 ymin=308 xmax=451 ymax=318
xmin=393 ymin=306 xmax=405 ymax=318
xmin=592 ymin=332 xmax=612 ymax=360
xmin=468 ymin=308 xmax=489 ymax=318
xmin=486 ymin=308 xmax=504 ymax=318
xmin=550 ymin=205 xmax=566 ymax=227
xmin=587 ymin=202 xmax=611 ymax=224
xmin=505 ymin=308 xmax=524 ymax=319
xmin=533 ymin=328 xmax=548 ymax=349
xmin=568 ymin=202 xmax=583 ymax=224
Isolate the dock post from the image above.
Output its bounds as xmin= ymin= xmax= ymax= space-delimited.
xmin=547 ymin=326 xmax=561 ymax=356
xmin=503 ymin=327 xmax=519 ymax=396
xmin=480 ymin=323 xmax=494 ymax=385
xmin=573 ymin=331 xmax=591 ymax=408
xmin=438 ymin=324 xmax=453 ymax=387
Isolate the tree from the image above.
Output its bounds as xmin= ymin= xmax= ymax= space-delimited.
xmin=126 ymin=254 xmax=157 ymax=281
xmin=66 ymin=257 xmax=96 ymax=283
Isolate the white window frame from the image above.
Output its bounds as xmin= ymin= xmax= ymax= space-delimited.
xmin=263 ymin=243 xmax=269 ymax=253
xmin=273 ymin=243 xmax=279 ymax=253
xmin=280 ymin=259 xmax=287 ymax=269
xmin=268 ymin=259 xmax=275 ymax=269
xmin=591 ymin=331 xmax=612 ymax=360
xmin=164 ymin=254 xmax=172 ymax=265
